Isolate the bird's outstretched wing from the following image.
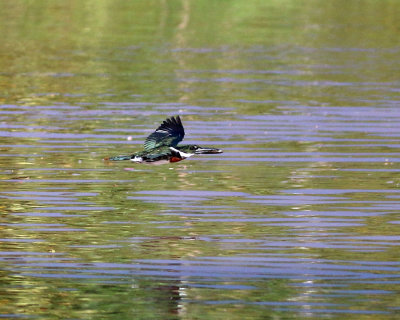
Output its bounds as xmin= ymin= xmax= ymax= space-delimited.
xmin=144 ymin=116 xmax=185 ymax=150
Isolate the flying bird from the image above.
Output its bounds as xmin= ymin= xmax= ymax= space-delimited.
xmin=105 ymin=116 xmax=222 ymax=163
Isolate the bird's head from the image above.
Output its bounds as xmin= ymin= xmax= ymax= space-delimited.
xmin=179 ymin=144 xmax=223 ymax=155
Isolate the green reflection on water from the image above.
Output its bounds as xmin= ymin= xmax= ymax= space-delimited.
xmin=1 ymin=0 xmax=400 ymax=319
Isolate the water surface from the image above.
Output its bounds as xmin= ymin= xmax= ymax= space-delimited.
xmin=1 ymin=1 xmax=400 ymax=319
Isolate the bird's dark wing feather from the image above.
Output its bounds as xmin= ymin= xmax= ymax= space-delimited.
xmin=144 ymin=116 xmax=185 ymax=150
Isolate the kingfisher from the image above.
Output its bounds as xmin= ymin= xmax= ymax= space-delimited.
xmin=105 ymin=116 xmax=222 ymax=163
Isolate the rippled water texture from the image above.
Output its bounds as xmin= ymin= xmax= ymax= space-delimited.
xmin=1 ymin=1 xmax=400 ymax=319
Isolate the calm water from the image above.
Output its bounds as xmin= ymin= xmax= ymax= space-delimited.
xmin=1 ymin=1 xmax=400 ymax=319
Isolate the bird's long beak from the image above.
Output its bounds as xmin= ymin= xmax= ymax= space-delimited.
xmin=195 ymin=147 xmax=223 ymax=154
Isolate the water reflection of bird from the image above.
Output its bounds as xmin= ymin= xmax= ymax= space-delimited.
xmin=105 ymin=116 xmax=222 ymax=163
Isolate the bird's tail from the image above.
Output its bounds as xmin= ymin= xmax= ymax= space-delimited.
xmin=104 ymin=155 xmax=131 ymax=161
